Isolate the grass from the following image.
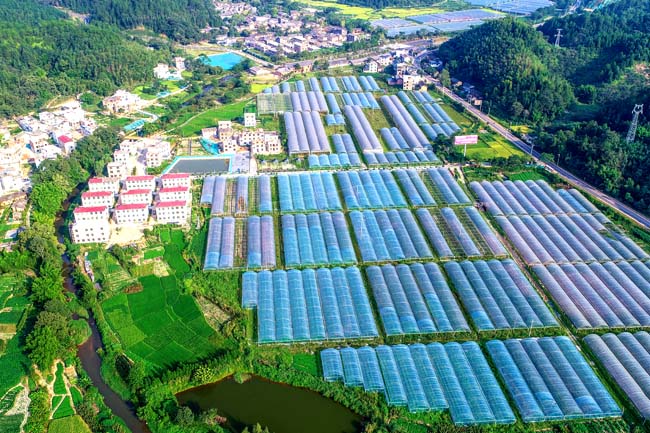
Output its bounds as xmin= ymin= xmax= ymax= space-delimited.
xmin=47 ymin=415 xmax=92 ymax=433
xmin=0 ymin=275 xmax=30 ymax=396
xmin=293 ymin=0 xmax=456 ymax=19
xmin=143 ymin=246 xmax=164 ymax=260
xmin=53 ymin=364 xmax=66 ymax=395
xmin=101 ymin=272 xmax=217 ymax=372
xmin=462 ymin=132 xmax=524 ymax=160
xmin=292 ymin=353 xmax=318 ymax=376
xmin=52 ymin=396 xmax=74 ymax=419
xmin=88 ymin=250 xmax=138 ymax=292
xmin=174 ymin=100 xmax=252 ymax=136
xmin=0 ymin=415 xmax=22 ymax=432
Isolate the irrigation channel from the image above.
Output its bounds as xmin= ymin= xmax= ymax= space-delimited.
xmin=55 ymin=190 xmax=150 ymax=433
xmin=177 ymin=375 xmax=362 ymax=433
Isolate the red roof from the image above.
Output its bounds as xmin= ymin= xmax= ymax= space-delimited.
xmin=74 ymin=205 xmax=107 ymax=214
xmin=159 ymin=186 xmax=188 ymax=193
xmin=155 ymin=200 xmax=187 ymax=208
xmin=58 ymin=135 xmax=73 ymax=144
xmin=88 ymin=178 xmax=103 ymax=184
xmin=122 ymin=189 xmax=151 ymax=195
xmin=115 ymin=203 xmax=148 ymax=211
xmin=161 ymin=173 xmax=190 ymax=179
xmin=126 ymin=175 xmax=155 ymax=182
xmin=82 ymin=191 xmax=113 ymax=198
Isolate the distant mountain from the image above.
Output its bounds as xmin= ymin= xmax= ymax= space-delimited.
xmin=41 ymin=0 xmax=222 ymax=42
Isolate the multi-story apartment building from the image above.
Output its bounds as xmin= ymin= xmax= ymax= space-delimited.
xmin=113 ymin=203 xmax=149 ymax=225
xmin=81 ymin=191 xmax=114 ymax=208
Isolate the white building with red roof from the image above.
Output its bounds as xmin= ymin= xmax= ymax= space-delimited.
xmin=71 ymin=221 xmax=110 ymax=244
xmin=160 ymin=173 xmax=191 ymax=189
xmin=88 ymin=177 xmax=120 ymax=194
xmin=154 ymin=201 xmax=190 ymax=224
xmin=73 ymin=206 xmax=109 ymax=224
xmin=119 ymin=189 xmax=153 ymax=205
xmin=125 ymin=175 xmax=156 ymax=191
xmin=114 ymin=203 xmax=149 ymax=225
xmin=158 ymin=186 xmax=190 ymax=202
xmin=81 ymin=191 xmax=114 ymax=208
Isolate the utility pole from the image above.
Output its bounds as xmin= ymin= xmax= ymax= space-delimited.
xmin=626 ymin=104 xmax=644 ymax=143
xmin=554 ymin=29 xmax=563 ymax=47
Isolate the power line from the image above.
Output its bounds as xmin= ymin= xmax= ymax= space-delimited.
xmin=626 ymin=104 xmax=644 ymax=143
xmin=554 ymin=29 xmax=563 ymax=47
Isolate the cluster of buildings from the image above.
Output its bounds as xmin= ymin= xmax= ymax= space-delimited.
xmin=245 ymin=27 xmax=365 ymax=59
xmin=106 ymin=138 xmax=173 ymax=178
xmin=213 ymin=1 xmax=256 ymax=18
xmin=70 ymin=172 xmax=192 ymax=244
xmin=153 ymin=57 xmax=187 ymax=81
xmin=212 ymin=8 xmax=369 ymax=59
xmin=102 ymin=90 xmax=146 ymax=115
xmin=364 ymin=48 xmax=427 ymax=91
xmin=201 ymin=116 xmax=282 ymax=155
xmin=14 ymin=100 xmax=98 ymax=166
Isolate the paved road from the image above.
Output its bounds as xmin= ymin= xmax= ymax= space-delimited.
xmin=433 ymin=83 xmax=650 ymax=230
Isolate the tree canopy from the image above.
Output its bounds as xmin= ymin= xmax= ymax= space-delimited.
xmin=43 ymin=0 xmax=222 ymax=42
xmin=438 ymin=18 xmax=574 ymax=122
xmin=0 ymin=0 xmax=165 ymax=116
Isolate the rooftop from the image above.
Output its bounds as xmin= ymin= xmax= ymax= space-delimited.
xmin=115 ymin=203 xmax=149 ymax=211
xmin=159 ymin=186 xmax=189 ymax=193
xmin=161 ymin=172 xmax=190 ymax=179
xmin=122 ymin=189 xmax=152 ymax=195
xmin=155 ymin=200 xmax=187 ymax=208
xmin=126 ymin=175 xmax=155 ymax=182
xmin=73 ymin=205 xmax=107 ymax=214
xmin=82 ymin=191 xmax=113 ymax=198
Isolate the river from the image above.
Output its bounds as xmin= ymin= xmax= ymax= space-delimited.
xmin=55 ymin=189 xmax=150 ymax=433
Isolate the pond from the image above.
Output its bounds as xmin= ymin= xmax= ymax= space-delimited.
xmin=202 ymin=52 xmax=244 ymax=70
xmin=164 ymin=156 xmax=232 ymax=174
xmin=176 ymin=375 xmax=362 ymax=433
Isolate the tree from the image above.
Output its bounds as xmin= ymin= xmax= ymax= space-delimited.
xmin=175 ymin=406 xmax=194 ymax=426
xmin=439 ymin=68 xmax=451 ymax=89
xmin=26 ymin=326 xmax=61 ymax=371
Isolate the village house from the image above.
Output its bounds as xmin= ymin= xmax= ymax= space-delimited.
xmin=154 ymin=201 xmax=190 ymax=224
xmin=88 ymin=177 xmax=121 ymax=194
xmin=70 ymin=221 xmax=111 ymax=244
xmin=73 ymin=206 xmax=109 ymax=224
xmin=158 ymin=186 xmax=190 ymax=202
xmin=81 ymin=191 xmax=114 ymax=208
xmin=107 ymin=162 xmax=128 ymax=178
xmin=160 ymin=173 xmax=191 ymax=189
xmin=114 ymin=203 xmax=149 ymax=225
xmin=119 ymin=189 xmax=153 ymax=205
xmin=125 ymin=175 xmax=156 ymax=191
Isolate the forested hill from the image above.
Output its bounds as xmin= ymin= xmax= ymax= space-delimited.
xmin=539 ymin=0 xmax=650 ymax=84
xmin=41 ymin=0 xmax=222 ymax=42
xmin=0 ymin=0 xmax=164 ymax=116
xmin=438 ymin=18 xmax=574 ymax=122
xmin=438 ymin=0 xmax=650 ymax=216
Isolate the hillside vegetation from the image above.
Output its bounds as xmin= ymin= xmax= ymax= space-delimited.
xmin=42 ymin=0 xmax=222 ymax=42
xmin=438 ymin=0 xmax=650 ymax=215
xmin=439 ymin=18 xmax=574 ymax=122
xmin=0 ymin=0 xmax=165 ymax=116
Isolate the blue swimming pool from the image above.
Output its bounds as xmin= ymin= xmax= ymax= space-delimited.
xmin=202 ymin=52 xmax=244 ymax=70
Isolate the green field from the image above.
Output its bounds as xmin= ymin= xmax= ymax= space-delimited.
xmin=87 ymin=250 xmax=139 ymax=292
xmin=0 ymin=275 xmax=30 ymax=396
xmin=101 ymin=273 xmax=217 ymax=371
xmin=294 ymin=0 xmax=468 ymax=19
xmin=47 ymin=415 xmax=92 ymax=433
xmin=175 ymin=100 xmax=252 ymax=136
xmin=462 ymin=133 xmax=525 ymax=160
